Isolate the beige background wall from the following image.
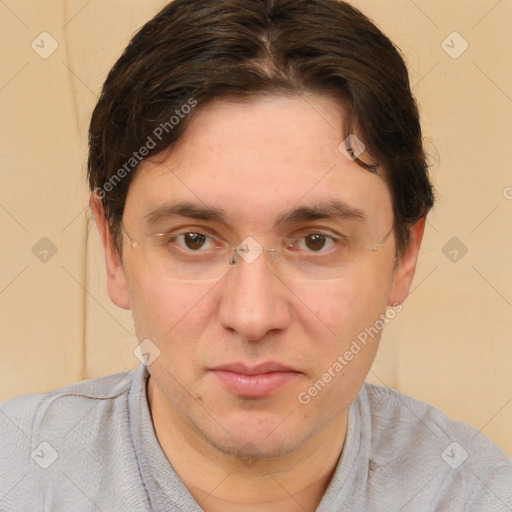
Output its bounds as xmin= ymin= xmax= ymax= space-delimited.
xmin=1 ymin=0 xmax=511 ymax=456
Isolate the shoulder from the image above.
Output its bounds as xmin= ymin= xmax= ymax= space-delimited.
xmin=0 ymin=370 xmax=135 ymax=437
xmin=0 ymin=370 xmax=140 ymax=509
xmin=360 ymin=383 xmax=512 ymax=510
xmin=362 ymin=382 xmax=509 ymax=458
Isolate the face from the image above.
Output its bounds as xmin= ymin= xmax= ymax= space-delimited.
xmin=95 ymin=94 xmax=423 ymax=461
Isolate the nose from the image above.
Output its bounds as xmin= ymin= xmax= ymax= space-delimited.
xmin=217 ymin=249 xmax=291 ymax=342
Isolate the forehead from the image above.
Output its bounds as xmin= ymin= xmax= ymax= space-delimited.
xmin=124 ymin=94 xmax=393 ymax=231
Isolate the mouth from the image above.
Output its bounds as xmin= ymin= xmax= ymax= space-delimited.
xmin=209 ymin=362 xmax=302 ymax=398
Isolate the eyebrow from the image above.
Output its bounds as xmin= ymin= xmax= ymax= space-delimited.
xmin=143 ymin=199 xmax=367 ymax=227
xmin=275 ymin=200 xmax=367 ymax=225
xmin=144 ymin=201 xmax=227 ymax=225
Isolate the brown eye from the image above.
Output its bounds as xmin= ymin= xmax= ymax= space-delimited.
xmin=284 ymin=233 xmax=338 ymax=254
xmin=183 ymin=233 xmax=207 ymax=250
xmin=304 ymin=234 xmax=327 ymax=251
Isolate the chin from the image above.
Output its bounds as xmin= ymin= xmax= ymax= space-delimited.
xmin=211 ymin=434 xmax=300 ymax=463
xmin=194 ymin=413 xmax=310 ymax=463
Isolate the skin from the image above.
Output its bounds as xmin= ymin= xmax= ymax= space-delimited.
xmin=91 ymin=93 xmax=425 ymax=511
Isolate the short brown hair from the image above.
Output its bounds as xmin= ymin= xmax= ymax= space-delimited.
xmin=88 ymin=0 xmax=434 ymax=258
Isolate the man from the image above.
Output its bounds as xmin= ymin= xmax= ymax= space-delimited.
xmin=1 ymin=0 xmax=511 ymax=510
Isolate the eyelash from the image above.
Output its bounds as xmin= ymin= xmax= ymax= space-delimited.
xmin=158 ymin=228 xmax=343 ymax=254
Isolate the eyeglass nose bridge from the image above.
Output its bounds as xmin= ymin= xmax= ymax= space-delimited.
xmin=229 ymin=237 xmax=280 ymax=266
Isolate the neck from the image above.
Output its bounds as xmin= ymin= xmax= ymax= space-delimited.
xmin=147 ymin=376 xmax=348 ymax=512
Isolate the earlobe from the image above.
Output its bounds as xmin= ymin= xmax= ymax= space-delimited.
xmin=89 ymin=192 xmax=131 ymax=310
xmin=387 ymin=217 xmax=426 ymax=307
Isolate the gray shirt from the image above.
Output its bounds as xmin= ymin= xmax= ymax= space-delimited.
xmin=1 ymin=364 xmax=511 ymax=511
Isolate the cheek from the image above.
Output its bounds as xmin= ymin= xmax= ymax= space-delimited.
xmin=297 ymin=270 xmax=392 ymax=339
xmin=291 ymin=263 xmax=394 ymax=392
xmin=294 ymin=279 xmax=389 ymax=422
xmin=125 ymin=264 xmax=216 ymax=348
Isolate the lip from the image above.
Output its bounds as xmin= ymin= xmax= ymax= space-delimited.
xmin=210 ymin=362 xmax=301 ymax=398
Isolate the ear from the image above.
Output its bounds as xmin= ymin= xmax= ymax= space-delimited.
xmin=89 ymin=192 xmax=131 ymax=310
xmin=388 ymin=216 xmax=426 ymax=307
